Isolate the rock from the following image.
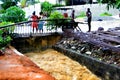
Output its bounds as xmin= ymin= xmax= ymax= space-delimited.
xmin=114 ymin=45 xmax=120 ymax=48
xmin=98 ymin=27 xmax=104 ymax=31
xmin=71 ymin=46 xmax=76 ymax=50
xmin=80 ymin=47 xmax=86 ymax=53
xmin=97 ymin=19 xmax=103 ymax=21
xmin=85 ymin=51 xmax=92 ymax=55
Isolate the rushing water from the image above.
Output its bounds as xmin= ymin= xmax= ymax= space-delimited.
xmin=25 ymin=49 xmax=101 ymax=80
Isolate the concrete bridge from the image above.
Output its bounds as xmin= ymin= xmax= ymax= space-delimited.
xmin=0 ymin=19 xmax=83 ymax=38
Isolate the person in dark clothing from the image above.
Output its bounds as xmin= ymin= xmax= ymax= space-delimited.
xmin=39 ymin=11 xmax=44 ymax=19
xmin=86 ymin=8 xmax=92 ymax=32
xmin=71 ymin=10 xmax=75 ymax=20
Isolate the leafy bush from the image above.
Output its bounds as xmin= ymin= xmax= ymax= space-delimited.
xmin=47 ymin=11 xmax=64 ymax=30
xmin=0 ymin=9 xmax=6 ymax=14
xmin=100 ymin=12 xmax=112 ymax=16
xmin=97 ymin=0 xmax=120 ymax=9
xmin=0 ymin=34 xmax=12 ymax=49
xmin=47 ymin=11 xmax=71 ymax=30
xmin=49 ymin=11 xmax=64 ymax=19
xmin=0 ymin=22 xmax=15 ymax=32
xmin=52 ymin=4 xmax=65 ymax=7
xmin=20 ymin=0 xmax=27 ymax=8
xmin=1 ymin=6 xmax=26 ymax=23
xmin=1 ymin=2 xmax=16 ymax=10
xmin=41 ymin=1 xmax=53 ymax=17
xmin=0 ymin=22 xmax=14 ymax=49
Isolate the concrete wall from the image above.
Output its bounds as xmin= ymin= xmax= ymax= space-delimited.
xmin=22 ymin=3 xmax=41 ymax=18
xmin=59 ymin=4 xmax=119 ymax=17
xmin=11 ymin=33 xmax=61 ymax=53
xmin=53 ymin=45 xmax=120 ymax=80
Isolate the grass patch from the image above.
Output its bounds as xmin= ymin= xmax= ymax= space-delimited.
xmin=100 ymin=12 xmax=112 ymax=16
xmin=76 ymin=11 xmax=86 ymax=18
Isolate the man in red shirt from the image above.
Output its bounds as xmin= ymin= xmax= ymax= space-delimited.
xmin=31 ymin=11 xmax=39 ymax=33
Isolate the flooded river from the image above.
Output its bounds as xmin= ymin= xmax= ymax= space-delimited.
xmin=25 ymin=49 xmax=101 ymax=80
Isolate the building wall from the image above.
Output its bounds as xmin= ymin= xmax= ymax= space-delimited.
xmin=22 ymin=3 xmax=41 ymax=18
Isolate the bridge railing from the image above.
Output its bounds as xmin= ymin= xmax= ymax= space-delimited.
xmin=0 ymin=18 xmax=84 ymax=38
xmin=1 ymin=19 xmax=72 ymax=34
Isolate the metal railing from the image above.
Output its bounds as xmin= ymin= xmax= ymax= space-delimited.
xmin=0 ymin=19 xmax=67 ymax=37
xmin=0 ymin=19 xmax=84 ymax=37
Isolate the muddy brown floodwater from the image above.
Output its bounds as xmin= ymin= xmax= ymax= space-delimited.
xmin=25 ymin=49 xmax=101 ymax=80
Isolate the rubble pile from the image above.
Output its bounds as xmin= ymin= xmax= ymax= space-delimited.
xmin=56 ymin=37 xmax=120 ymax=66
xmin=56 ymin=27 xmax=120 ymax=67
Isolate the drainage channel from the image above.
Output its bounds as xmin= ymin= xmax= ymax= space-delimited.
xmin=11 ymin=33 xmax=102 ymax=80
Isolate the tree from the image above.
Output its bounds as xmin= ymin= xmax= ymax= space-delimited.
xmin=20 ymin=0 xmax=27 ymax=8
xmin=1 ymin=0 xmax=20 ymax=9
xmin=65 ymin=0 xmax=71 ymax=5
xmin=97 ymin=0 xmax=120 ymax=9
xmin=20 ymin=0 xmax=36 ymax=8
xmin=1 ymin=6 xmax=26 ymax=23
xmin=0 ymin=0 xmax=19 ymax=3
xmin=41 ymin=1 xmax=53 ymax=17
xmin=0 ymin=22 xmax=13 ymax=49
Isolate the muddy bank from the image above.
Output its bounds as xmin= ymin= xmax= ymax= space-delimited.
xmin=0 ymin=47 xmax=55 ymax=80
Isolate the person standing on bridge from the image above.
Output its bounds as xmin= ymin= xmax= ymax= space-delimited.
xmin=38 ymin=11 xmax=44 ymax=33
xmin=86 ymin=8 xmax=92 ymax=32
xmin=63 ymin=10 xmax=68 ymax=18
xmin=71 ymin=10 xmax=75 ymax=20
xmin=31 ymin=11 xmax=39 ymax=33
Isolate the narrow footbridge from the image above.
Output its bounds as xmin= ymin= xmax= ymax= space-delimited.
xmin=0 ymin=19 xmax=85 ymax=38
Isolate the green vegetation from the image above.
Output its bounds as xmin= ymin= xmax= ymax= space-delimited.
xmin=47 ymin=11 xmax=64 ymax=30
xmin=97 ymin=0 xmax=120 ymax=9
xmin=100 ymin=12 xmax=112 ymax=16
xmin=0 ymin=22 xmax=13 ymax=26
xmin=0 ymin=9 xmax=6 ymax=14
xmin=0 ymin=32 xmax=12 ymax=49
xmin=1 ymin=1 xmax=16 ymax=10
xmin=20 ymin=0 xmax=39 ymax=7
xmin=49 ymin=11 xmax=64 ymax=19
xmin=0 ymin=6 xmax=26 ymax=23
xmin=65 ymin=0 xmax=70 ymax=6
xmin=0 ymin=22 xmax=14 ymax=49
xmin=52 ymin=4 xmax=65 ymax=7
xmin=0 ymin=22 xmax=15 ymax=32
xmin=20 ymin=0 xmax=27 ymax=8
xmin=1 ymin=0 xmax=21 ymax=9
xmin=47 ymin=11 xmax=71 ymax=30
xmin=41 ymin=1 xmax=53 ymax=17
xmin=77 ymin=11 xmax=86 ymax=18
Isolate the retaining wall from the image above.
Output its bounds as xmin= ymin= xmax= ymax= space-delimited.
xmin=53 ymin=45 xmax=120 ymax=80
xmin=11 ymin=33 xmax=61 ymax=53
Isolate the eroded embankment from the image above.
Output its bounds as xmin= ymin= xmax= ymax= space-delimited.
xmin=11 ymin=31 xmax=120 ymax=80
xmin=0 ymin=47 xmax=55 ymax=80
